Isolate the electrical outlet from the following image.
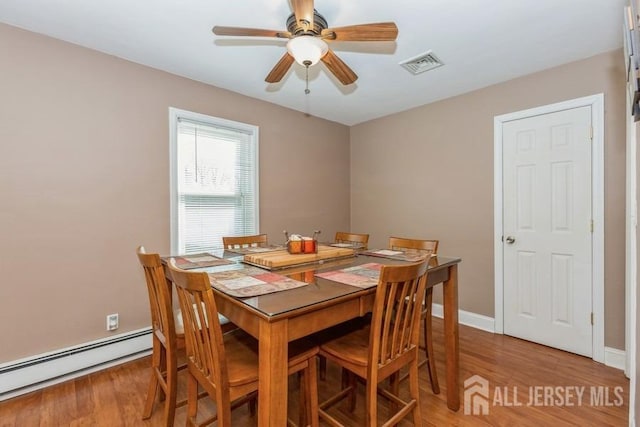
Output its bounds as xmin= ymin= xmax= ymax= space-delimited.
xmin=106 ymin=313 xmax=119 ymax=331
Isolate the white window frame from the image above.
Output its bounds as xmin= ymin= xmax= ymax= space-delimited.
xmin=169 ymin=107 xmax=259 ymax=254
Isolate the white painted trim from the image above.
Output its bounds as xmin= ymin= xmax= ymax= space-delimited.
xmin=493 ymin=94 xmax=605 ymax=363
xmin=168 ymin=107 xmax=260 ymax=254
xmin=432 ymin=303 xmax=626 ymax=373
xmin=604 ymin=347 xmax=628 ymax=371
xmin=592 ymin=94 xmax=606 ymax=364
xmin=432 ymin=303 xmax=495 ymax=333
xmin=625 ymin=102 xmax=633 ymax=375
xmin=625 ymin=88 xmax=637 ymax=426
xmin=0 ymin=328 xmax=152 ymax=401
xmin=493 ymin=117 xmax=505 ymax=334
xmin=0 ymin=308 xmax=625 ymax=404
xmin=169 ymin=107 xmax=179 ymax=254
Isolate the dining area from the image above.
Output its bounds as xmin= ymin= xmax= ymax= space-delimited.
xmin=138 ymin=232 xmax=461 ymax=426
xmin=1 ymin=7 xmax=633 ymax=423
xmin=2 ymin=228 xmax=629 ymax=426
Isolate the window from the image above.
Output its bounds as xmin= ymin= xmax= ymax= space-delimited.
xmin=169 ymin=108 xmax=259 ymax=254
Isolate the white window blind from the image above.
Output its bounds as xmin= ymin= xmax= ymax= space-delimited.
xmin=170 ymin=109 xmax=259 ymax=254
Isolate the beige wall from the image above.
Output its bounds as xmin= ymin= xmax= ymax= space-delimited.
xmin=0 ymin=24 xmax=350 ymax=362
xmin=351 ymin=49 xmax=627 ymax=349
xmin=0 ymin=20 xmax=627 ymax=363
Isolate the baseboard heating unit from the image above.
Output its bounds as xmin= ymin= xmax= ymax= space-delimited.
xmin=0 ymin=327 xmax=152 ymax=401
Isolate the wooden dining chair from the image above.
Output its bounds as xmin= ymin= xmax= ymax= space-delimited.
xmin=311 ymin=231 xmax=371 ymax=380
xmin=137 ymin=246 xmax=186 ymax=427
xmin=317 ymin=259 xmax=430 ymax=426
xmin=137 ymin=246 xmax=239 ymax=426
xmin=334 ymin=231 xmax=370 ymax=250
xmin=222 ymin=234 xmax=268 ymax=250
xmin=389 ymin=237 xmax=440 ymax=394
xmin=166 ymin=258 xmax=320 ymax=427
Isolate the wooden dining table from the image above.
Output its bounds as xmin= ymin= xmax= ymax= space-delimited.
xmin=168 ymin=251 xmax=461 ymax=426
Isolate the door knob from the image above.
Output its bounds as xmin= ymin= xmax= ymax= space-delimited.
xmin=505 ymin=236 xmax=516 ymax=244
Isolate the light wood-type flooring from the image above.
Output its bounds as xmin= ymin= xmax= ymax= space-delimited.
xmin=0 ymin=318 xmax=629 ymax=426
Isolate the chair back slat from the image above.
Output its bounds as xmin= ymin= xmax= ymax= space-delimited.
xmin=392 ymin=279 xmax=413 ymax=356
xmin=137 ymin=247 xmax=176 ymax=346
xmin=335 ymin=232 xmax=369 ymax=249
xmin=222 ymin=234 xmax=268 ymax=250
xmin=369 ymin=259 xmax=429 ymax=368
xmin=389 ymin=236 xmax=438 ymax=256
xmin=167 ymin=260 xmax=229 ymax=402
xmin=379 ymin=284 xmax=394 ymax=363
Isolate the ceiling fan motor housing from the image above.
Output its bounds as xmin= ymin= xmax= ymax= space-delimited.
xmin=286 ymin=9 xmax=328 ymax=36
xmin=213 ymin=5 xmax=397 ymax=85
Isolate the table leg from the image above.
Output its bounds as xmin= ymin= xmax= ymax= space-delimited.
xmin=443 ymin=264 xmax=460 ymax=411
xmin=258 ymin=319 xmax=288 ymax=426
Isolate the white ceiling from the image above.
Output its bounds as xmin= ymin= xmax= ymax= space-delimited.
xmin=0 ymin=0 xmax=626 ymax=125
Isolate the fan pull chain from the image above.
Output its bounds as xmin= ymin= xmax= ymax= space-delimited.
xmin=303 ymin=60 xmax=311 ymax=95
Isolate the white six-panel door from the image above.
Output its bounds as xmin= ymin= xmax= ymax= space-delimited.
xmin=502 ymin=105 xmax=593 ymax=357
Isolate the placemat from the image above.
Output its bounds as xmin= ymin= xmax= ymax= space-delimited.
xmin=170 ymin=253 xmax=235 ymax=270
xmin=315 ymin=262 xmax=382 ymax=289
xmin=208 ymin=266 xmax=308 ymax=297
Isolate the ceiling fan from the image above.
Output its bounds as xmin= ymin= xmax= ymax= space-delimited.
xmin=212 ymin=0 xmax=398 ymax=86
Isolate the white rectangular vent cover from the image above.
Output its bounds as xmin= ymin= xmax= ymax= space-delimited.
xmin=399 ymin=51 xmax=444 ymax=75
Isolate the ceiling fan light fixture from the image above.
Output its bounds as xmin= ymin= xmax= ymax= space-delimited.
xmin=286 ymin=35 xmax=328 ymax=67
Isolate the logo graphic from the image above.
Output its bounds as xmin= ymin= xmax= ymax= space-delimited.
xmin=464 ymin=375 xmax=489 ymax=415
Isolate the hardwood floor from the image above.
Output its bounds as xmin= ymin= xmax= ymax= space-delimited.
xmin=0 ymin=318 xmax=628 ymax=426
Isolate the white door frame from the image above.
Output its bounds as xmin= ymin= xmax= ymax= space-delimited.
xmin=624 ymin=92 xmax=636 ymax=423
xmin=493 ymin=94 xmax=605 ymax=363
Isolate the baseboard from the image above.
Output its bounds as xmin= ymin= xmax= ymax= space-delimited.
xmin=431 ymin=303 xmax=495 ymax=333
xmin=432 ymin=303 xmax=626 ymax=372
xmin=0 ymin=309 xmax=627 ymax=402
xmin=0 ymin=328 xmax=152 ymax=401
xmin=604 ymin=346 xmax=626 ymax=371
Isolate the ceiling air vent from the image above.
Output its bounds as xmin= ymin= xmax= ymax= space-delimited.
xmin=399 ymin=51 xmax=444 ymax=75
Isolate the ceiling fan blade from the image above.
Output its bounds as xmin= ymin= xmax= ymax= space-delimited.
xmin=291 ymin=0 xmax=315 ymax=31
xmin=321 ymin=49 xmax=357 ymax=85
xmin=265 ymin=53 xmax=295 ymax=83
xmin=212 ymin=26 xmax=291 ymax=38
xmin=321 ymin=22 xmax=398 ymax=41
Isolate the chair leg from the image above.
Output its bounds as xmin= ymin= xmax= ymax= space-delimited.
xmin=424 ymin=289 xmax=440 ymax=394
xmin=299 ymin=370 xmax=308 ymax=427
xmin=249 ymin=397 xmax=257 ymax=417
xmin=335 ymin=368 xmax=357 ymax=412
xmin=186 ymin=372 xmax=199 ymax=427
xmin=163 ymin=346 xmax=178 ymax=427
xmin=389 ymin=372 xmax=399 ymax=420
xmin=142 ymin=338 xmax=162 ymax=419
xmin=304 ymin=357 xmax=319 ymax=427
xmin=347 ymin=371 xmax=357 ymax=412
xmin=409 ymin=361 xmax=422 ymax=426
xmin=365 ymin=376 xmax=377 ymax=427
xmin=341 ymin=367 xmax=349 ymax=390
xmin=142 ymin=369 xmax=159 ymax=419
xmin=158 ymin=346 xmax=167 ymax=402
xmin=319 ymin=355 xmax=327 ymax=380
